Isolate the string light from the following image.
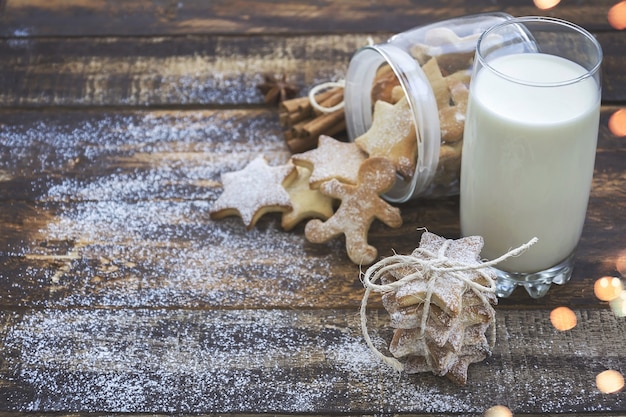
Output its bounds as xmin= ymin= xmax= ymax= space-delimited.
xmin=608 ymin=1 xmax=626 ymax=30
xmin=533 ymin=0 xmax=561 ymax=9
xmin=608 ymin=109 xmax=626 ymax=137
xmin=485 ymin=405 xmax=513 ymax=417
xmin=594 ymin=276 xmax=623 ymax=301
xmin=596 ymin=370 xmax=625 ymax=394
xmin=549 ymin=306 xmax=577 ymax=331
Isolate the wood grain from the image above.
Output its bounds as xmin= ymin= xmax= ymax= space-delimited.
xmin=0 ymin=108 xmax=624 ymax=311
xmin=0 ymin=307 xmax=624 ymax=414
xmin=1 ymin=1 xmax=625 ymax=414
xmin=0 ymin=0 xmax=620 ymax=37
xmin=1 ymin=33 xmax=625 ymax=108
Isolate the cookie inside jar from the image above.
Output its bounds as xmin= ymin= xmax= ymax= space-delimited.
xmin=344 ymin=13 xmax=513 ymax=202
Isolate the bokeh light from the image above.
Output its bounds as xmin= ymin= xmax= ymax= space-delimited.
xmin=608 ymin=1 xmax=626 ymax=30
xmin=594 ymin=276 xmax=624 ymax=301
xmin=596 ymin=369 xmax=625 ymax=394
xmin=609 ymin=290 xmax=626 ymax=317
xmin=608 ymin=109 xmax=626 ymax=137
xmin=485 ymin=405 xmax=513 ymax=417
xmin=550 ymin=306 xmax=577 ymax=331
xmin=534 ymin=0 xmax=561 ymax=10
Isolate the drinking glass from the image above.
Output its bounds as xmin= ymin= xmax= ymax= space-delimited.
xmin=460 ymin=17 xmax=603 ymax=298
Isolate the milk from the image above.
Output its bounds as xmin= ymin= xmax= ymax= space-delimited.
xmin=460 ymin=53 xmax=600 ymax=273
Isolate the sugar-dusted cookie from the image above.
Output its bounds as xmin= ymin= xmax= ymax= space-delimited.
xmin=361 ymin=231 xmax=499 ymax=385
xmin=291 ymin=135 xmax=367 ymax=188
xmin=304 ymin=157 xmax=402 ymax=265
xmin=354 ymin=96 xmax=417 ymax=179
xmin=439 ymin=75 xmax=470 ymax=144
xmin=422 ymin=57 xmax=450 ymax=110
xmin=210 ymin=155 xmax=296 ymax=229
xmin=371 ymin=64 xmax=401 ymax=104
xmin=393 ymin=270 xmax=466 ymax=317
xmin=281 ymin=165 xmax=335 ymax=231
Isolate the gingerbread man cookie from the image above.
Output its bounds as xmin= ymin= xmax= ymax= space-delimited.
xmin=304 ymin=157 xmax=402 ymax=265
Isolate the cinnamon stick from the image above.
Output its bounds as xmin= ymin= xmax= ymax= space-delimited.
xmin=279 ymin=86 xmax=347 ymax=153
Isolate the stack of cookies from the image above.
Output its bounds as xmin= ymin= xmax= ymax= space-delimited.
xmin=374 ymin=232 xmax=497 ymax=385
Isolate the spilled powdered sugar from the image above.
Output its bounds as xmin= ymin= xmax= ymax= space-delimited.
xmin=4 ymin=109 xmax=625 ymax=414
xmin=6 ymin=110 xmax=342 ymax=307
xmin=5 ymin=308 xmax=470 ymax=413
xmin=7 ymin=307 xmax=623 ymax=413
xmin=39 ymin=198 xmax=338 ymax=307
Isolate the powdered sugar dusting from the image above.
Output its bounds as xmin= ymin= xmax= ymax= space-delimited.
xmin=8 ymin=308 xmax=623 ymax=413
xmin=34 ymin=199 xmax=337 ymax=307
xmin=4 ymin=308 xmax=470 ymax=413
xmin=3 ymin=110 xmax=345 ymax=307
xmin=210 ymin=155 xmax=294 ymax=227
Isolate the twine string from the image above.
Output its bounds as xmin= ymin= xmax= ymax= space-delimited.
xmin=308 ymin=80 xmax=346 ymax=114
xmin=359 ymin=237 xmax=538 ymax=372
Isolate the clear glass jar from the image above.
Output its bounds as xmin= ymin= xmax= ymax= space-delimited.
xmin=344 ymin=13 xmax=513 ymax=203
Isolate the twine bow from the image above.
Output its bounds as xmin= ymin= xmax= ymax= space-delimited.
xmin=359 ymin=236 xmax=538 ymax=372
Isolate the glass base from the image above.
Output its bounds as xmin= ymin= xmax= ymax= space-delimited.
xmin=493 ymin=253 xmax=575 ymax=299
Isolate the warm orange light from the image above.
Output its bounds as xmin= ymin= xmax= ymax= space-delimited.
xmin=596 ymin=369 xmax=625 ymax=393
xmin=534 ymin=0 xmax=561 ymax=9
xmin=608 ymin=1 xmax=626 ymax=30
xmin=485 ymin=405 xmax=513 ymax=417
xmin=550 ymin=306 xmax=577 ymax=331
xmin=594 ymin=276 xmax=624 ymax=301
xmin=608 ymin=109 xmax=626 ymax=137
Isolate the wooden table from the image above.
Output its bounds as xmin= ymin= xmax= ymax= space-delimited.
xmin=1 ymin=1 xmax=625 ymax=415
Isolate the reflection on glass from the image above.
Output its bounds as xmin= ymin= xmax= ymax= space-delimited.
xmin=484 ymin=405 xmax=513 ymax=417
xmin=608 ymin=109 xmax=626 ymax=137
xmin=608 ymin=1 xmax=626 ymax=30
xmin=533 ymin=0 xmax=561 ymax=9
xmin=610 ymin=290 xmax=626 ymax=317
xmin=594 ymin=276 xmax=623 ymax=301
xmin=596 ymin=369 xmax=625 ymax=393
xmin=550 ymin=306 xmax=577 ymax=331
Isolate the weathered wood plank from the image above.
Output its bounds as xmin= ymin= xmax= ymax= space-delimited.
xmin=0 ymin=107 xmax=624 ymax=310
xmin=0 ymin=308 xmax=624 ymax=414
xmin=0 ymin=193 xmax=622 ymax=310
xmin=0 ymin=34 xmax=362 ymax=108
xmin=0 ymin=109 xmax=290 ymax=201
xmin=0 ymin=0 xmax=619 ymax=37
xmin=0 ymin=33 xmax=625 ymax=108
xmin=1 ymin=108 xmax=624 ymax=201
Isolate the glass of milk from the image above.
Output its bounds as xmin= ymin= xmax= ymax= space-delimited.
xmin=460 ymin=17 xmax=603 ymax=298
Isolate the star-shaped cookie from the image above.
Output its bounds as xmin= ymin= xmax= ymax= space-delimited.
xmin=354 ymin=96 xmax=417 ymax=178
xmin=210 ymin=155 xmax=296 ymax=229
xmin=291 ymin=135 xmax=367 ymax=188
xmin=281 ymin=165 xmax=335 ymax=231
